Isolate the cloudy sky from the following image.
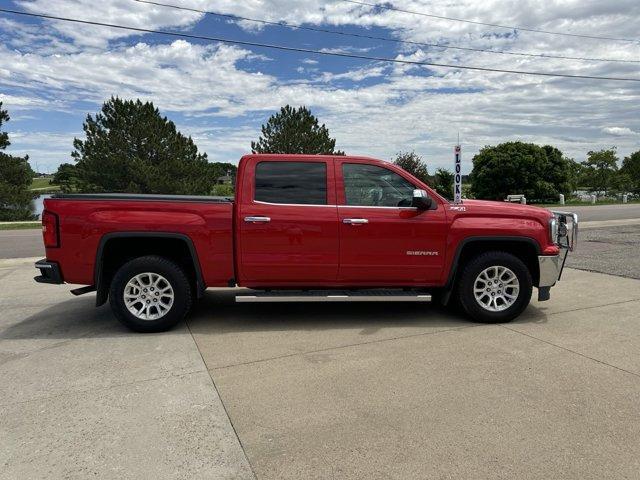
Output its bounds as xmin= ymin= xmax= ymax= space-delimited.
xmin=1 ymin=0 xmax=639 ymax=173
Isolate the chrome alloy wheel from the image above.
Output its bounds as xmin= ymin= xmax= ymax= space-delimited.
xmin=473 ymin=265 xmax=520 ymax=312
xmin=124 ymin=272 xmax=174 ymax=320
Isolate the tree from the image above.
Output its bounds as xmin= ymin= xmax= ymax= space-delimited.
xmin=211 ymin=183 xmax=234 ymax=196
xmin=469 ymin=141 xmax=573 ymax=201
xmin=542 ymin=145 xmax=574 ymax=196
xmin=251 ymin=105 xmax=344 ymax=155
xmin=580 ymin=148 xmax=619 ymax=197
xmin=0 ymin=103 xmax=9 ymax=150
xmin=52 ymin=163 xmax=78 ymax=193
xmin=432 ymin=168 xmax=454 ymax=199
xmin=620 ymin=150 xmax=640 ymax=194
xmin=393 ymin=151 xmax=429 ymax=184
xmin=0 ymin=102 xmax=35 ymax=221
xmin=71 ymin=97 xmax=212 ymax=194
xmin=209 ymin=162 xmax=236 ymax=183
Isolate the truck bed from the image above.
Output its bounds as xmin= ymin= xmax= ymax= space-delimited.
xmin=42 ymin=193 xmax=235 ymax=288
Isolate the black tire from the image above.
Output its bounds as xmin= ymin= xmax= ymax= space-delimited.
xmin=458 ymin=251 xmax=532 ymax=323
xmin=109 ymin=255 xmax=192 ymax=333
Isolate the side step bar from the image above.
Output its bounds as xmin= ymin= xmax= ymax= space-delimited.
xmin=236 ymin=289 xmax=432 ymax=303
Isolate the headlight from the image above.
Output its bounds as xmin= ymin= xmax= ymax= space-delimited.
xmin=549 ymin=217 xmax=558 ymax=244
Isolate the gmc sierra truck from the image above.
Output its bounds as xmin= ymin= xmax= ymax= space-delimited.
xmin=35 ymin=154 xmax=577 ymax=332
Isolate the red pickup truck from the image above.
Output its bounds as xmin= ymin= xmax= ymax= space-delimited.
xmin=35 ymin=154 xmax=577 ymax=332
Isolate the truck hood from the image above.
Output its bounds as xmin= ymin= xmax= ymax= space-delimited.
xmin=450 ymin=199 xmax=553 ymax=223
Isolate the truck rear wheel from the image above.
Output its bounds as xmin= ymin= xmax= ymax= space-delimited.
xmin=458 ymin=251 xmax=532 ymax=323
xmin=109 ymin=255 xmax=192 ymax=332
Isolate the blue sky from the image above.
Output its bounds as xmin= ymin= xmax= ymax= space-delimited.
xmin=1 ymin=0 xmax=639 ymax=174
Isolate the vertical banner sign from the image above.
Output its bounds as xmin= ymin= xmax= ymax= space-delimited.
xmin=454 ymin=145 xmax=462 ymax=204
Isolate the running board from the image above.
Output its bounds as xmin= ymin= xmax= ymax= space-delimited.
xmin=235 ymin=289 xmax=432 ymax=303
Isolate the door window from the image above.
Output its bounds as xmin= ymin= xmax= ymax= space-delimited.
xmin=255 ymin=161 xmax=327 ymax=205
xmin=343 ymin=163 xmax=415 ymax=207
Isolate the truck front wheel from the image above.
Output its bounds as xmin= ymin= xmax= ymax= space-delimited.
xmin=109 ymin=255 xmax=192 ymax=332
xmin=458 ymin=251 xmax=532 ymax=323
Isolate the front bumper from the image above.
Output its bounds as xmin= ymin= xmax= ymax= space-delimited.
xmin=34 ymin=259 xmax=64 ymax=284
xmin=538 ymin=249 xmax=569 ymax=288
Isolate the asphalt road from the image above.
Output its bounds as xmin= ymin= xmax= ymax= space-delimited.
xmin=1 ymin=203 xmax=639 ymax=260
xmin=566 ymin=224 xmax=640 ymax=279
xmin=3 ymin=260 xmax=640 ymax=479
xmin=0 ymin=229 xmax=44 ymax=259
xmin=554 ymin=203 xmax=640 ymax=221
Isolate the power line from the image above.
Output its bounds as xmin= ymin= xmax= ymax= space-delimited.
xmin=132 ymin=0 xmax=640 ymax=64
xmin=344 ymin=0 xmax=640 ymax=43
xmin=1 ymin=8 xmax=639 ymax=83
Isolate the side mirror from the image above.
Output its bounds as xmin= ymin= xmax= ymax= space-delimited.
xmin=412 ymin=189 xmax=433 ymax=210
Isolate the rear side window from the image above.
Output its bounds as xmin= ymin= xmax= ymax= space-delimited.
xmin=255 ymin=161 xmax=327 ymax=205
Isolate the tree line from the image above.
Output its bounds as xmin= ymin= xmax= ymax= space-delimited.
xmin=1 ymin=98 xmax=639 ymax=221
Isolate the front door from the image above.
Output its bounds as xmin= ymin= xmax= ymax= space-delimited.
xmin=336 ymin=159 xmax=448 ymax=285
xmin=237 ymin=157 xmax=339 ymax=286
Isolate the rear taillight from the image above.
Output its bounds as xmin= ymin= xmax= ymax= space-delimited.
xmin=42 ymin=210 xmax=59 ymax=248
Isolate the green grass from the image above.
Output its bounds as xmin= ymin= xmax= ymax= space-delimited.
xmin=0 ymin=222 xmax=41 ymax=230
xmin=30 ymin=177 xmax=61 ymax=192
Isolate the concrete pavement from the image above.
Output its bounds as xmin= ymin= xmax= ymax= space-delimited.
xmin=189 ymin=270 xmax=640 ymax=479
xmin=3 ymin=257 xmax=640 ymax=479
xmin=0 ymin=258 xmax=254 ymax=480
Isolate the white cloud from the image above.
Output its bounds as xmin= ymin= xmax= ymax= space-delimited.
xmin=602 ymin=127 xmax=639 ymax=137
xmin=17 ymin=0 xmax=205 ymax=48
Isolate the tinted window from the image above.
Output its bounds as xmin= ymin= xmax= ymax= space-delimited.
xmin=255 ymin=161 xmax=327 ymax=205
xmin=343 ymin=163 xmax=415 ymax=207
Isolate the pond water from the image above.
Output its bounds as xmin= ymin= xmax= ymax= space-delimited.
xmin=31 ymin=194 xmax=51 ymax=219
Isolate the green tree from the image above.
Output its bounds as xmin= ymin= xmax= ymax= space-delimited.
xmin=71 ymin=97 xmax=212 ymax=194
xmin=209 ymin=162 xmax=236 ymax=183
xmin=52 ymin=163 xmax=78 ymax=193
xmin=620 ymin=150 xmax=640 ymax=194
xmin=432 ymin=168 xmax=454 ymax=199
xmin=469 ymin=142 xmax=573 ymax=201
xmin=0 ymin=102 xmax=35 ymax=220
xmin=542 ymin=145 xmax=574 ymax=196
xmin=211 ymin=183 xmax=234 ymax=196
xmin=580 ymin=148 xmax=619 ymax=197
xmin=251 ymin=105 xmax=344 ymax=155
xmin=393 ymin=151 xmax=429 ymax=184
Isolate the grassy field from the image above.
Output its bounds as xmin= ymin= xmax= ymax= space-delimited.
xmin=30 ymin=177 xmax=61 ymax=192
xmin=0 ymin=222 xmax=41 ymax=230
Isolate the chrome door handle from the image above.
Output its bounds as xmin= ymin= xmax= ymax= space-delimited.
xmin=244 ymin=216 xmax=271 ymax=223
xmin=343 ymin=218 xmax=369 ymax=224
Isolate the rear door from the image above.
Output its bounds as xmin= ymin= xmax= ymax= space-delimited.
xmin=237 ymin=157 xmax=339 ymax=286
xmin=336 ymin=159 xmax=448 ymax=285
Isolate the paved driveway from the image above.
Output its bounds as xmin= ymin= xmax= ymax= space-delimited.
xmin=0 ymin=259 xmax=253 ymax=480
xmin=189 ymin=270 xmax=640 ymax=479
xmin=3 ymin=258 xmax=639 ymax=479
